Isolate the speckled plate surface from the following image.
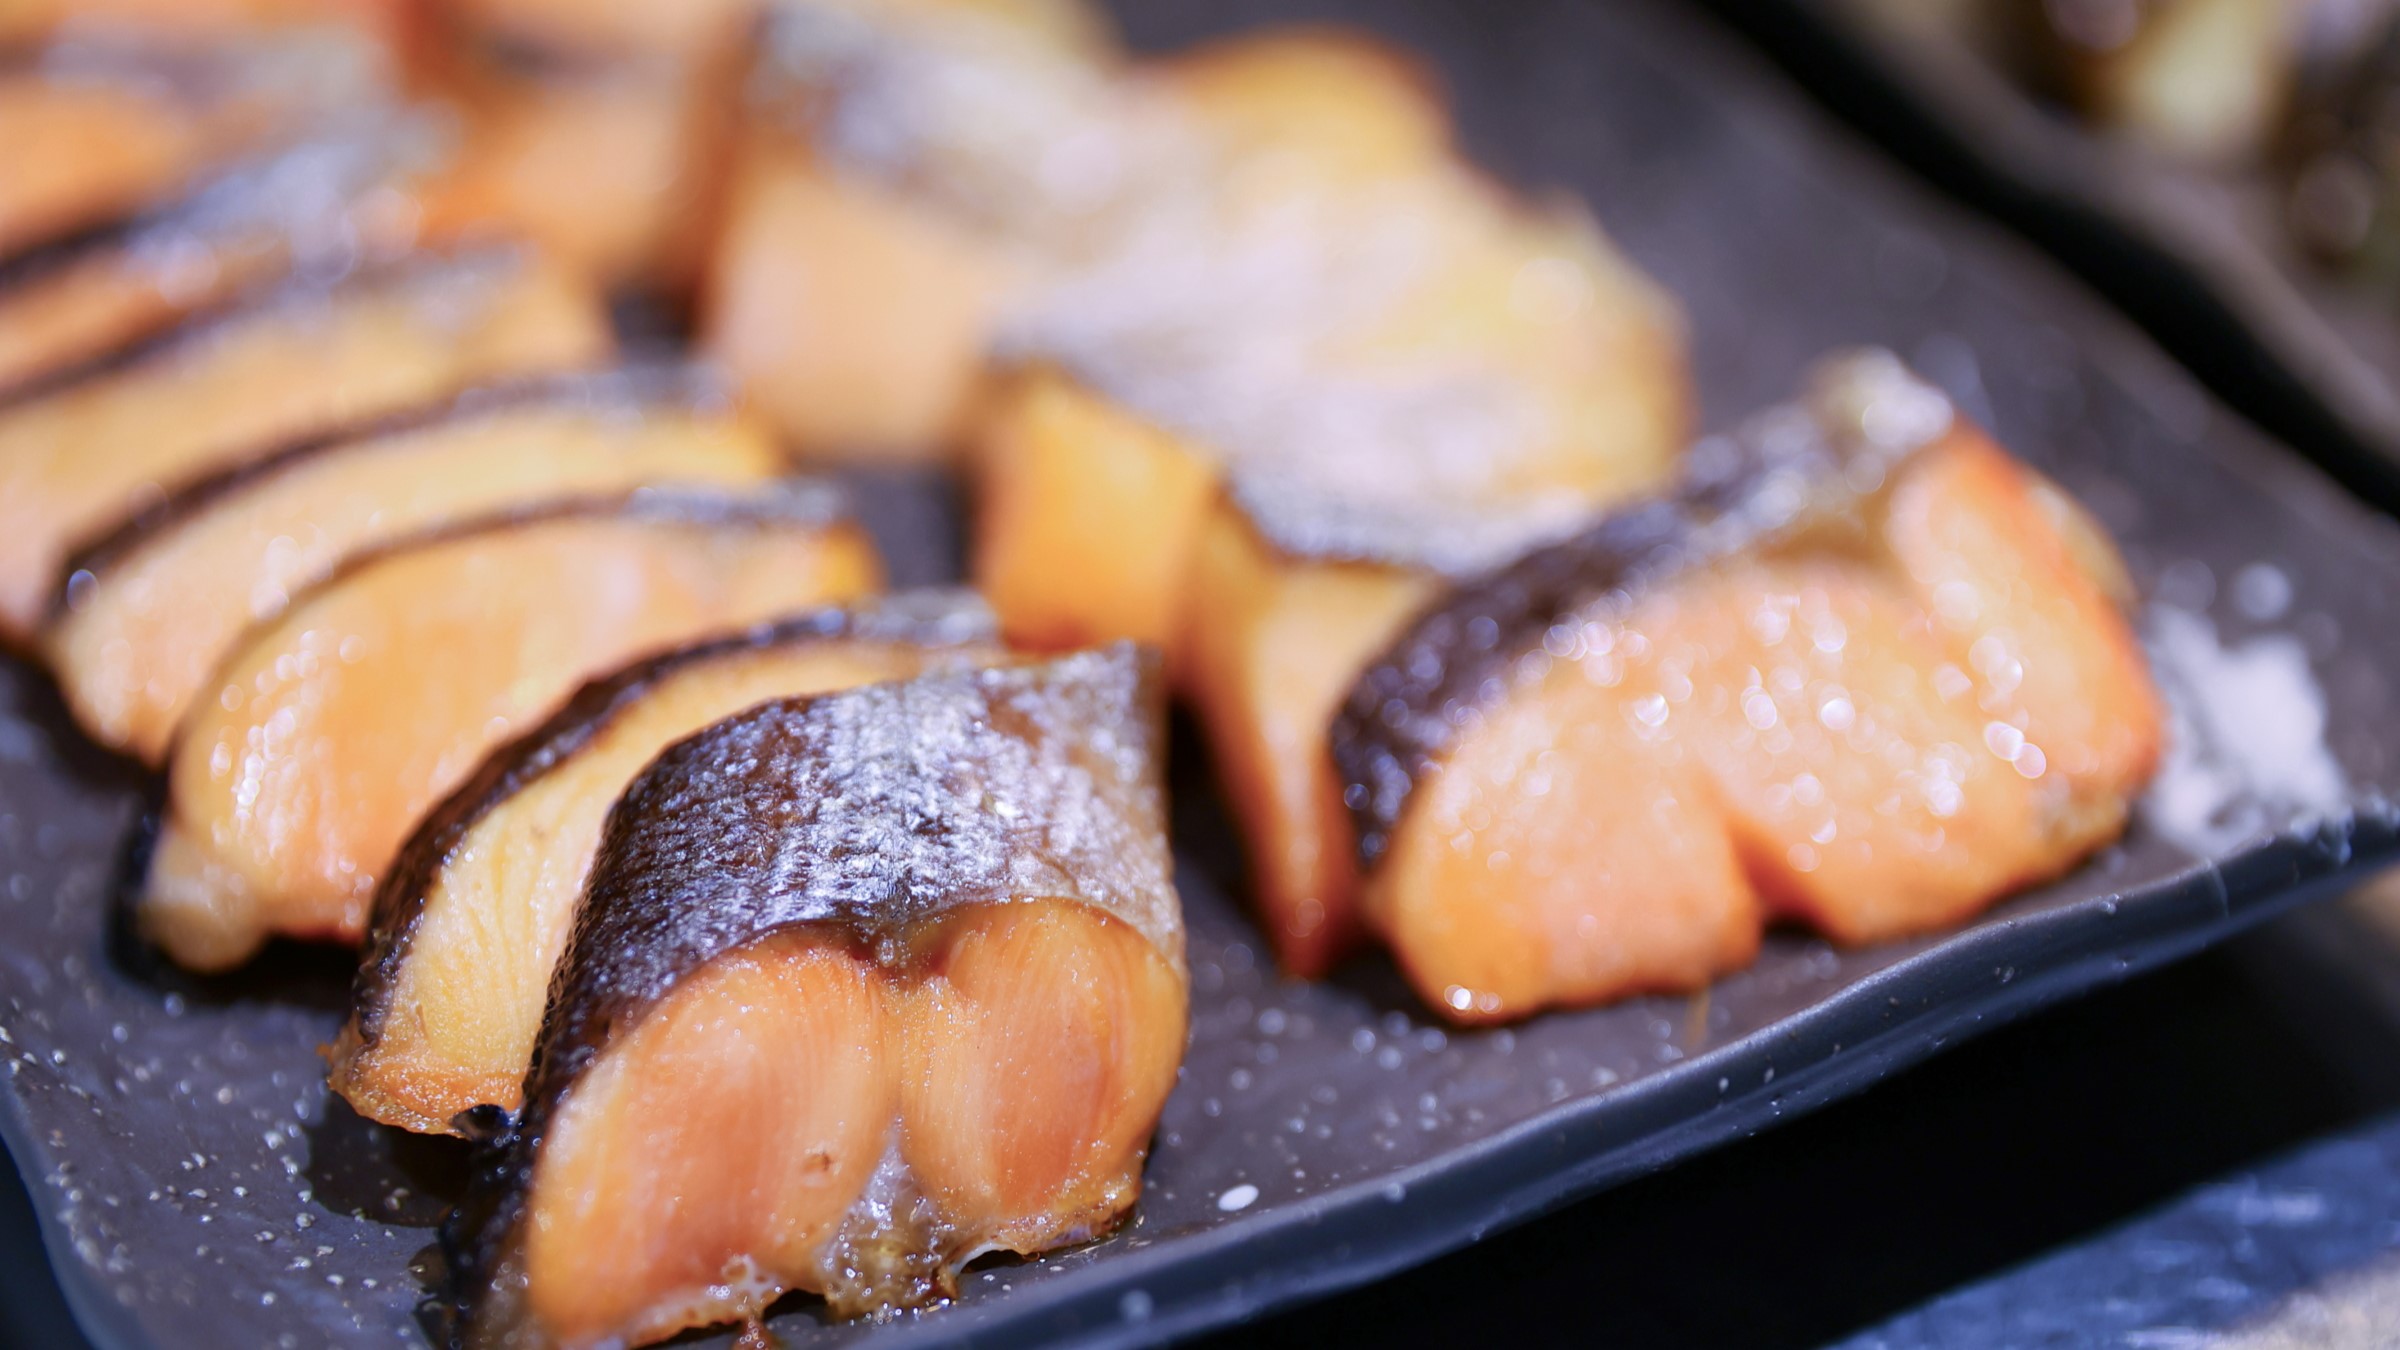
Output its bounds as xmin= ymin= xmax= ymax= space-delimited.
xmin=6 ymin=1 xmax=2400 ymax=1348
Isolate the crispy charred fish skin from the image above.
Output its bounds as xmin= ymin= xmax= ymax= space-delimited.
xmin=350 ymin=588 xmax=1001 ymax=1042
xmin=1332 ymin=348 xmax=1973 ymax=872
xmin=1328 ymin=350 xmax=2166 ymax=1023
xmin=334 ymin=590 xmax=1004 ymax=1128
xmin=445 ymin=643 xmax=1181 ymax=1346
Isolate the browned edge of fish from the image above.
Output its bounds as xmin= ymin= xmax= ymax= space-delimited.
xmin=1329 ymin=349 xmax=1966 ymax=872
xmin=342 ymin=589 xmax=999 ymax=1062
xmin=0 ymin=208 xmax=142 ymax=300
xmin=440 ymin=642 xmax=1179 ymax=1343
xmin=46 ymin=362 xmax=740 ymax=625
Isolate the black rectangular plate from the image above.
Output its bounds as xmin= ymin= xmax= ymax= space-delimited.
xmin=1755 ymin=0 xmax=2400 ymax=476
xmin=5 ymin=1 xmax=2400 ymax=1347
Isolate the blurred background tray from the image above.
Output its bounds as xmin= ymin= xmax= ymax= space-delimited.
xmin=1714 ymin=0 xmax=2400 ymax=517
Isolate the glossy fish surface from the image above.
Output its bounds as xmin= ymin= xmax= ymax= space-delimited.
xmin=0 ymin=246 xmax=612 ymax=640
xmin=44 ymin=368 xmax=779 ymax=763
xmin=1334 ymin=351 xmax=2165 ymax=1021
xmin=139 ymin=486 xmax=883 ymax=972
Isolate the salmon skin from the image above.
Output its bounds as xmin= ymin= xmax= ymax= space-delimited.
xmin=138 ymin=483 xmax=883 ymax=972
xmin=937 ymin=16 xmax=1682 ymax=976
xmin=329 ymin=590 xmax=1007 ymax=1135
xmin=1331 ymin=349 xmax=2166 ymax=1021
xmin=443 ymin=643 xmax=1183 ymax=1347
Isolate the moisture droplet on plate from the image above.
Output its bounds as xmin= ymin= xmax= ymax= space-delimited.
xmin=2232 ymin=562 xmax=2292 ymax=622
xmin=1216 ymin=1184 xmax=1259 ymax=1213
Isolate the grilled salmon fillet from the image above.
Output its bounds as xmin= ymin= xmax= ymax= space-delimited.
xmin=700 ymin=11 xmax=1474 ymax=461
xmin=1333 ymin=350 xmax=2165 ymax=1021
xmin=138 ymin=485 xmax=883 ymax=972
xmin=697 ymin=0 xmax=1105 ymax=459
xmin=1176 ymin=505 xmax=1438 ymax=975
xmin=418 ymin=54 xmax=733 ymax=295
xmin=42 ymin=368 xmax=778 ymax=763
xmin=0 ymin=246 xmax=611 ymax=641
xmin=0 ymin=123 xmax=432 ymax=400
xmin=0 ymin=0 xmax=422 ymax=52
xmin=0 ymin=75 xmax=252 ymax=259
xmin=442 ymin=644 xmax=1182 ymax=1345
xmin=974 ymin=370 xmax=1220 ymax=657
xmin=2026 ymin=0 xmax=2293 ymax=163
xmin=0 ymin=31 xmax=391 ymax=258
xmin=927 ymin=4 xmax=1685 ymax=982
xmin=429 ymin=0 xmax=760 ymax=63
xmin=972 ymin=169 xmax=1684 ymax=973
xmin=329 ymin=593 xmax=1006 ymax=1135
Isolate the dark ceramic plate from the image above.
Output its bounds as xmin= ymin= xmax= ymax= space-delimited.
xmin=5 ymin=2 xmax=2400 ymax=1347
xmin=1753 ymin=0 xmax=2400 ymax=476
